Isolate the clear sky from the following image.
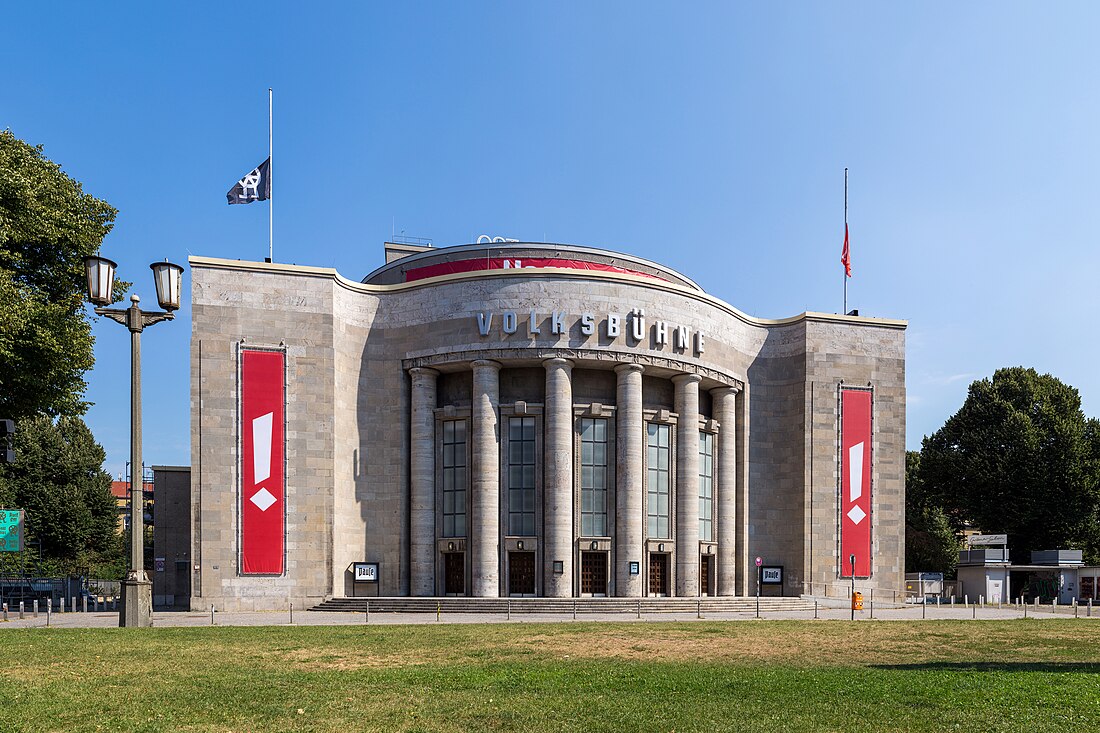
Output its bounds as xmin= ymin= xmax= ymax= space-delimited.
xmin=4 ymin=4 xmax=1098 ymax=479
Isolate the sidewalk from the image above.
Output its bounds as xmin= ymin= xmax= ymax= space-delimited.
xmin=2 ymin=601 xmax=1097 ymax=629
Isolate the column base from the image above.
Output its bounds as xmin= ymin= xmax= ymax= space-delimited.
xmin=119 ymin=572 xmax=153 ymax=627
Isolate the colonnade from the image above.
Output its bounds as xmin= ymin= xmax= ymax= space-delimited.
xmin=408 ymin=359 xmax=741 ymax=597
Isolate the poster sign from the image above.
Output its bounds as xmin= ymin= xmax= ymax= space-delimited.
xmin=840 ymin=389 xmax=873 ymax=577
xmin=761 ymin=566 xmax=783 ymax=585
xmin=353 ymin=563 xmax=379 ymax=582
xmin=240 ymin=349 xmax=286 ymax=575
xmin=629 ymin=561 xmax=640 ymax=575
xmin=0 ymin=509 xmax=23 ymax=552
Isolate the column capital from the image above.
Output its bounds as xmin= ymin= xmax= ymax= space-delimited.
xmin=671 ymin=372 xmax=702 ymax=387
xmin=471 ymin=359 xmax=501 ymax=372
xmin=408 ymin=366 xmax=440 ymax=378
xmin=710 ymin=383 xmax=741 ymax=397
xmin=542 ymin=357 xmax=574 ymax=371
xmin=614 ymin=362 xmax=644 ymax=376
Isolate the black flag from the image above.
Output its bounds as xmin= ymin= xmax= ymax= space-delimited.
xmin=227 ymin=157 xmax=271 ymax=204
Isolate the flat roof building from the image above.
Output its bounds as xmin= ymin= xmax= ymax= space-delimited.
xmin=188 ymin=241 xmax=906 ymax=611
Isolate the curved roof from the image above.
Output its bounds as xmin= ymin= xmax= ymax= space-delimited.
xmin=361 ymin=241 xmax=705 ymax=291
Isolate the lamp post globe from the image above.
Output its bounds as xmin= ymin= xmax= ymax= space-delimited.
xmin=85 ymin=254 xmax=182 ymax=627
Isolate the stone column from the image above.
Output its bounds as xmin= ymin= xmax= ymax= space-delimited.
xmin=409 ymin=367 xmax=439 ymax=596
xmin=673 ymin=373 xmax=701 ymax=597
xmin=543 ymin=358 xmax=574 ymax=597
xmin=471 ymin=360 xmax=501 ymax=597
xmin=614 ymin=363 xmax=644 ymax=597
xmin=711 ymin=385 xmax=739 ymax=596
xmin=736 ymin=384 xmax=750 ymax=596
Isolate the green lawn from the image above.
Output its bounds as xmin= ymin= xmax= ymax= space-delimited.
xmin=2 ymin=620 xmax=1100 ymax=731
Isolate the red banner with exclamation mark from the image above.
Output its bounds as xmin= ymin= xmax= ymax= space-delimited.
xmin=240 ymin=349 xmax=285 ymax=575
xmin=840 ymin=389 xmax=872 ymax=578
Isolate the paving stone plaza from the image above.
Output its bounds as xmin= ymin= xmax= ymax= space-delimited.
xmin=187 ymin=241 xmax=906 ymax=611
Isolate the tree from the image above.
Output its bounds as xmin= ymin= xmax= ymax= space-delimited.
xmin=919 ymin=367 xmax=1100 ymax=564
xmin=904 ymin=450 xmax=962 ymax=574
xmin=0 ymin=415 xmax=122 ymax=576
xmin=0 ymin=130 xmax=122 ymax=419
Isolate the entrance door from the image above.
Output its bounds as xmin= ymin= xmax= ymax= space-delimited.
xmin=987 ymin=579 xmax=1003 ymax=604
xmin=648 ymin=554 xmax=669 ymax=596
xmin=508 ymin=552 xmax=536 ymax=596
xmin=444 ymin=553 xmax=465 ymax=596
xmin=700 ymin=556 xmax=712 ymax=597
xmin=581 ymin=552 xmax=608 ymax=596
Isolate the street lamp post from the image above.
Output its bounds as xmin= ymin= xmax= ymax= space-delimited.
xmin=84 ymin=256 xmax=183 ymax=628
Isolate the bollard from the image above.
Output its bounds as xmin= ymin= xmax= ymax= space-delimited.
xmin=815 ymin=600 xmax=819 ymax=620
xmin=1024 ymin=600 xmax=1028 ymax=618
xmin=19 ymin=601 xmax=25 ymax=620
xmin=211 ymin=605 xmax=215 ymax=625
xmin=964 ymin=595 xmax=968 ymax=608
xmin=60 ymin=597 xmax=65 ymax=614
xmin=46 ymin=598 xmax=51 ymax=627
xmin=637 ymin=598 xmax=641 ymax=619
xmin=71 ymin=596 xmax=76 ymax=613
xmin=870 ymin=598 xmax=874 ymax=619
xmin=922 ymin=597 xmax=926 ymax=619
xmin=33 ymin=599 xmax=39 ymax=618
xmin=972 ymin=603 xmax=976 ymax=619
xmin=82 ymin=595 xmax=88 ymax=613
xmin=573 ymin=599 xmax=577 ymax=621
xmin=1089 ymin=599 xmax=1093 ymax=617
xmin=365 ymin=600 xmax=370 ymax=624
xmin=290 ymin=602 xmax=293 ymax=625
xmin=2 ymin=603 xmax=6 ymax=621
xmin=507 ymin=599 xmax=511 ymax=621
xmin=951 ymin=595 xmax=955 ymax=606
xmin=436 ymin=601 xmax=441 ymax=623
xmin=1075 ymin=601 xmax=1079 ymax=619
xmin=697 ymin=598 xmax=702 ymax=620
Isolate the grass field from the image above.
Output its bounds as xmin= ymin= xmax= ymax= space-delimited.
xmin=2 ymin=620 xmax=1100 ymax=732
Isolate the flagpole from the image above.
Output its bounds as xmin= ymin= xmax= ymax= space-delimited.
xmin=268 ymin=87 xmax=273 ymax=263
xmin=843 ymin=167 xmax=848 ymax=315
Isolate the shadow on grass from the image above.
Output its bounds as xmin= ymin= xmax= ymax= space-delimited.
xmin=871 ymin=662 xmax=1100 ymax=673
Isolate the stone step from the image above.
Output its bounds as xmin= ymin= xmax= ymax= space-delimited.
xmin=311 ymin=596 xmax=815 ymax=615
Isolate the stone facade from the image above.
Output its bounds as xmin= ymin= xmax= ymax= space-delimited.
xmin=189 ymin=242 xmax=906 ymax=610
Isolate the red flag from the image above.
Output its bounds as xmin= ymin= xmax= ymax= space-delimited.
xmin=841 ymin=223 xmax=851 ymax=277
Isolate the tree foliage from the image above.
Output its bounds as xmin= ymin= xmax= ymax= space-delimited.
xmin=0 ymin=415 xmax=122 ymax=576
xmin=918 ymin=367 xmax=1100 ymax=564
xmin=0 ymin=130 xmax=121 ymax=419
xmin=904 ymin=450 xmax=962 ymax=574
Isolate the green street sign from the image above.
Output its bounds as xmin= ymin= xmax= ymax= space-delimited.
xmin=0 ymin=509 xmax=24 ymax=552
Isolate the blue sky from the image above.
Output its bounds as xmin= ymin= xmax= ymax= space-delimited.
xmin=4 ymin=4 xmax=1098 ymax=478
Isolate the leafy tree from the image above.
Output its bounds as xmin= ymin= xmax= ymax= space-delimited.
xmin=919 ymin=367 xmax=1100 ymax=564
xmin=904 ymin=450 xmax=962 ymax=574
xmin=0 ymin=415 xmax=122 ymax=576
xmin=0 ymin=130 xmax=123 ymax=419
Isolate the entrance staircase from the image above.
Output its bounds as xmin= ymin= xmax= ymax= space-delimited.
xmin=312 ymin=596 xmax=815 ymax=615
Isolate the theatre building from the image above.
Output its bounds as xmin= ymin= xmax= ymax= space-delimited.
xmin=188 ymin=241 xmax=906 ymax=611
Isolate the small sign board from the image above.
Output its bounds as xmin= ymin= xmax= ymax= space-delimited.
xmin=155 ymin=557 xmax=165 ymax=573
xmin=352 ymin=562 xmax=379 ymax=582
xmin=761 ymin=566 xmax=783 ymax=585
xmin=629 ymin=561 xmax=640 ymax=576
xmin=967 ymin=534 xmax=1007 ymax=546
xmin=0 ymin=509 xmax=23 ymax=552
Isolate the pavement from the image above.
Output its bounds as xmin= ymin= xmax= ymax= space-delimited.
xmin=2 ymin=600 xmax=1098 ymax=629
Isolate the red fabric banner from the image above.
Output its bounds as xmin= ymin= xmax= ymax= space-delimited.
xmin=240 ymin=349 xmax=285 ymax=575
xmin=841 ymin=224 xmax=851 ymax=277
xmin=404 ymin=257 xmax=667 ymax=283
xmin=840 ymin=388 xmax=872 ymax=577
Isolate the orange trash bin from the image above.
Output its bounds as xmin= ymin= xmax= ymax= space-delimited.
xmin=851 ymin=591 xmax=864 ymax=611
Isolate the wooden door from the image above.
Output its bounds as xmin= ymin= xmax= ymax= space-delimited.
xmin=444 ymin=553 xmax=465 ymax=595
xmin=581 ymin=552 xmax=608 ymax=595
xmin=649 ymin=554 xmax=668 ymax=596
xmin=508 ymin=552 xmax=536 ymax=596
